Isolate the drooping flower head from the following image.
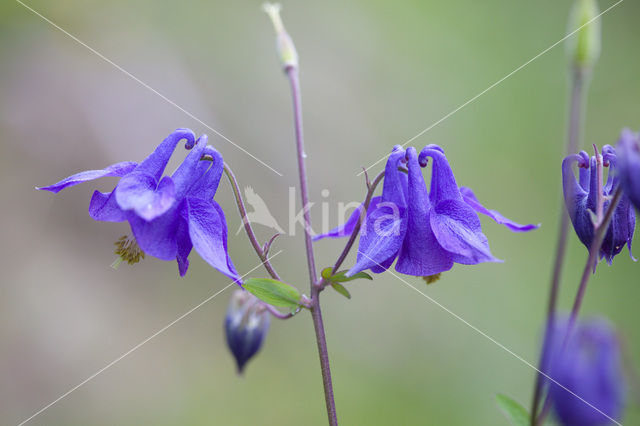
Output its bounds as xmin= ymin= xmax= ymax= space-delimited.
xmin=38 ymin=129 xmax=240 ymax=282
xmin=315 ymin=144 xmax=539 ymax=278
xmin=617 ymin=128 xmax=640 ymax=211
xmin=562 ymin=145 xmax=635 ymax=265
xmin=225 ymin=289 xmax=270 ymax=374
xmin=544 ymin=316 xmax=626 ymax=426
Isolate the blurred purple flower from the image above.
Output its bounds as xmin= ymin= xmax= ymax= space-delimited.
xmin=617 ymin=128 xmax=640 ymax=211
xmin=225 ymin=289 xmax=270 ymax=374
xmin=545 ymin=316 xmax=625 ymax=426
xmin=38 ymin=128 xmax=240 ymax=281
xmin=316 ymin=144 xmax=538 ymax=277
xmin=562 ymin=145 xmax=635 ymax=265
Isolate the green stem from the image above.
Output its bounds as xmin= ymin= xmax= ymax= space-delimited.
xmin=530 ymin=67 xmax=587 ymax=425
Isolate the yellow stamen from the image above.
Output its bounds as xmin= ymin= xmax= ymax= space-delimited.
xmin=113 ymin=235 xmax=145 ymax=266
xmin=422 ymin=273 xmax=442 ymax=285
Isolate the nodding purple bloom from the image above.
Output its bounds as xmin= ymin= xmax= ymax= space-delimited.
xmin=316 ymin=145 xmax=538 ymax=277
xmin=562 ymin=145 xmax=635 ymax=266
xmin=38 ymin=128 xmax=241 ymax=282
xmin=545 ymin=316 xmax=625 ymax=426
xmin=617 ymin=128 xmax=640 ymax=211
xmin=225 ymin=289 xmax=270 ymax=374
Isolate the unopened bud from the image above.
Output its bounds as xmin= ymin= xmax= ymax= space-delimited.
xmin=224 ymin=289 xmax=271 ymax=374
xmin=545 ymin=316 xmax=625 ymax=425
xmin=263 ymin=2 xmax=298 ymax=71
xmin=567 ymin=0 xmax=601 ymax=70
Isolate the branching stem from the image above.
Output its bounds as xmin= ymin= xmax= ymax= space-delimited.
xmin=223 ymin=163 xmax=282 ymax=281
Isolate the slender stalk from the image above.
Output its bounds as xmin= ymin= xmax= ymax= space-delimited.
xmin=263 ymin=233 xmax=280 ymax=257
xmin=262 ymin=302 xmax=296 ymax=320
xmin=529 ymin=67 xmax=587 ymax=425
xmin=567 ymin=69 xmax=585 ymax=156
xmin=223 ymin=162 xmax=282 ymax=281
xmin=309 ymin=286 xmax=337 ymax=423
xmin=567 ymin=186 xmax=623 ymax=333
xmin=321 ymin=171 xmax=384 ymax=287
xmin=285 ymin=66 xmax=338 ymax=425
xmin=287 ymin=68 xmax=318 ymax=285
xmin=534 ymin=186 xmax=624 ymax=426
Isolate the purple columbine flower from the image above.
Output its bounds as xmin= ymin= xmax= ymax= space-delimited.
xmin=225 ymin=289 xmax=270 ymax=374
xmin=617 ymin=128 xmax=640 ymax=211
xmin=38 ymin=128 xmax=240 ymax=281
xmin=562 ymin=145 xmax=635 ymax=265
xmin=545 ymin=316 xmax=626 ymax=426
xmin=316 ymin=144 xmax=538 ymax=278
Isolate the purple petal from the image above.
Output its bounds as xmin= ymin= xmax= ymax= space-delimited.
xmin=171 ymin=135 xmax=209 ymax=195
xmin=459 ymin=187 xmax=540 ymax=232
xmin=317 ymin=147 xmax=407 ymax=243
xmin=618 ymin=128 xmax=640 ymax=210
xmin=347 ymin=203 xmax=406 ymax=276
xmin=187 ymin=144 xmax=225 ymax=201
xmin=89 ymin=190 xmax=127 ymax=222
xmin=370 ymin=256 xmax=397 ymax=274
xmin=313 ymin=202 xmax=366 ymax=241
xmin=396 ymin=147 xmax=453 ymax=276
xmin=37 ymin=161 xmax=137 ymax=193
xmin=627 ymin=199 xmax=637 ymax=261
xmin=563 ymin=153 xmax=588 ymax=210
xmin=381 ymin=146 xmax=409 ymax=209
xmin=600 ymin=194 xmax=636 ymax=264
xmin=186 ymin=198 xmax=241 ymax=283
xmin=562 ymin=154 xmax=594 ymax=249
xmin=115 ymin=173 xmax=176 ymax=221
xmin=419 ymin=145 xmax=463 ymax=205
xmin=176 ymin=216 xmax=193 ymax=277
xmin=430 ymin=199 xmax=500 ymax=264
xmin=585 ymin=156 xmax=599 ymax=213
xmin=134 ymin=128 xmax=196 ymax=181
xmin=126 ymin=206 xmax=180 ymax=261
xmin=603 ymin=146 xmax=618 ymax=194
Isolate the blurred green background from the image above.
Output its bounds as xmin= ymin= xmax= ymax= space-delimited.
xmin=1 ymin=0 xmax=638 ymax=424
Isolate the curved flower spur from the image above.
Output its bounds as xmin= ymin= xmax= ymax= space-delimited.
xmin=316 ymin=144 xmax=539 ymax=279
xmin=562 ymin=144 xmax=636 ymax=266
xmin=38 ymin=128 xmax=241 ymax=282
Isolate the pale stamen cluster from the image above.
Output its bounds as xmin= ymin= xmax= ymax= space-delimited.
xmin=114 ymin=235 xmax=145 ymax=265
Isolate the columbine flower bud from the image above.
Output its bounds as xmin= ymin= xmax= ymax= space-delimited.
xmin=562 ymin=145 xmax=636 ymax=265
xmin=567 ymin=0 xmax=601 ymax=70
xmin=617 ymin=128 xmax=640 ymax=211
xmin=224 ymin=289 xmax=271 ymax=374
xmin=545 ymin=316 xmax=625 ymax=426
xmin=263 ymin=2 xmax=298 ymax=71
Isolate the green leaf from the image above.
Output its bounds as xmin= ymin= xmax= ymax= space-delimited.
xmin=243 ymin=278 xmax=302 ymax=309
xmin=331 ymin=283 xmax=351 ymax=299
xmin=495 ymin=394 xmax=530 ymax=426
